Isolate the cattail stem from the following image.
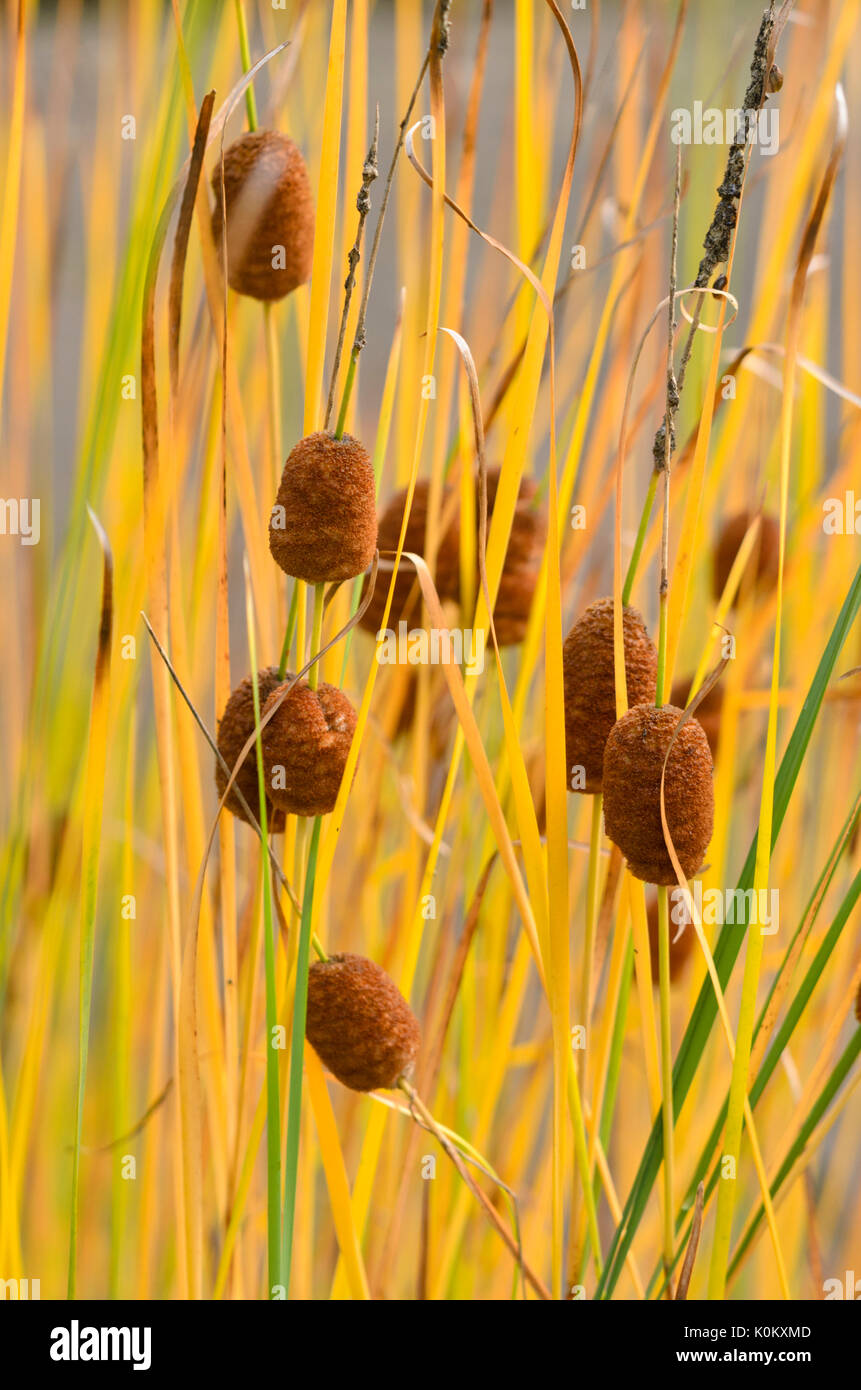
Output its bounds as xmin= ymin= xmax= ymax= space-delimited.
xmin=282 ymin=813 xmax=323 ymax=1295
xmin=264 ymin=301 xmax=282 ymax=489
xmin=622 ymin=472 xmax=657 ymax=606
xmin=278 ymin=582 xmax=300 ymax=682
xmin=334 ymin=352 xmax=357 ymax=440
xmin=579 ymin=794 xmax=603 ymax=1060
xmin=307 ymin=582 xmax=325 ymax=691
xmin=233 ymin=0 xmax=258 ymax=132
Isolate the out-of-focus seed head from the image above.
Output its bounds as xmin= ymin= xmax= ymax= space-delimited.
xmin=603 ymin=703 xmax=714 ymax=885
xmin=269 ymin=432 xmax=378 ymax=583
xmin=211 ymin=131 xmax=314 ymax=301
xmin=670 ymin=674 xmax=724 ymax=760
xmin=713 ymin=511 xmax=780 ymax=605
xmin=261 ymin=677 xmax=357 ymax=817
xmin=562 ymin=597 xmax=658 ymax=795
xmin=305 ymin=952 xmax=421 ymax=1091
xmin=358 ymin=480 xmax=460 ymax=636
xmin=215 ymin=667 xmax=286 ymax=830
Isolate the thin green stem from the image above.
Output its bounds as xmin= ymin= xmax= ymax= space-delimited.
xmin=234 ymin=0 xmax=258 ymax=131
xmin=622 ymin=472 xmax=658 ymax=607
xmin=334 ymin=352 xmax=357 ymax=440
xmin=308 ymin=582 xmax=325 ymax=691
xmin=247 ymin=642 xmax=281 ymax=1296
xmin=281 ymin=813 xmax=322 ymax=1295
xmin=278 ymin=582 xmax=300 ymax=680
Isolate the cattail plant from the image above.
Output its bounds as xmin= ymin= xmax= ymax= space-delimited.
xmin=260 ymin=676 xmax=357 ymax=817
xmin=713 ymin=510 xmax=780 ymax=603
xmin=211 ymin=130 xmax=314 ymax=300
xmin=305 ymin=952 xmax=421 ymax=1091
xmin=562 ymin=597 xmax=658 ymax=793
xmin=215 ymin=667 xmax=286 ymax=829
xmin=602 ymin=703 xmax=714 ymax=885
xmin=269 ymin=432 xmax=378 ymax=583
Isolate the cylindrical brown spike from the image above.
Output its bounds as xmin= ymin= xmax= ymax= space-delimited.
xmin=211 ymin=131 xmax=314 ymax=301
xmin=562 ymin=597 xmax=658 ymax=795
xmin=603 ymin=703 xmax=714 ymax=885
xmin=269 ymin=432 xmax=378 ymax=583
xmin=215 ymin=667 xmax=286 ymax=830
xmin=305 ymin=953 xmax=421 ymax=1091
xmin=712 ymin=511 xmax=780 ymax=605
xmin=261 ymin=677 xmax=357 ymax=817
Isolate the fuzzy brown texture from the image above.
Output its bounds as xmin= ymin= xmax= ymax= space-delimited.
xmin=269 ymin=432 xmax=378 ymax=583
xmin=215 ymin=667 xmax=286 ymax=831
xmin=305 ymin=953 xmax=421 ymax=1091
xmin=358 ymin=479 xmax=460 ymax=635
xmin=562 ymin=598 xmax=658 ymax=795
xmin=712 ymin=511 xmax=780 ymax=604
xmin=646 ymin=891 xmax=696 ymax=985
xmin=603 ymin=703 xmax=714 ymax=885
xmin=261 ymin=678 xmax=357 ymax=817
xmin=670 ymin=674 xmax=724 ymax=760
xmin=210 ymin=131 xmax=314 ymax=301
xmin=359 ymin=470 xmax=544 ymax=645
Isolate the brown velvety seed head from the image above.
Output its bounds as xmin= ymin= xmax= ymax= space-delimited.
xmin=646 ymin=891 xmax=696 ymax=985
xmin=305 ymin=953 xmax=421 ymax=1091
xmin=712 ymin=511 xmax=780 ymax=604
xmin=670 ymin=674 xmax=724 ymax=760
xmin=211 ymin=131 xmax=314 ymax=301
xmin=261 ymin=678 xmax=357 ymax=817
xmin=215 ymin=667 xmax=286 ymax=831
xmin=562 ymin=598 xmax=658 ymax=795
xmin=603 ymin=704 xmax=714 ymax=885
xmin=269 ymin=432 xmax=378 ymax=583
xmin=358 ymin=480 xmax=460 ymax=635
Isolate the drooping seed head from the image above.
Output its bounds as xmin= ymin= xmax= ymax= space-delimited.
xmin=670 ymin=674 xmax=724 ymax=760
xmin=261 ymin=677 xmax=357 ymax=817
xmin=712 ymin=511 xmax=780 ymax=605
xmin=603 ymin=703 xmax=714 ymax=885
xmin=215 ymin=667 xmax=286 ymax=830
xmin=305 ymin=953 xmax=421 ymax=1091
xmin=562 ymin=597 xmax=658 ymax=795
xmin=211 ymin=131 xmax=314 ymax=301
xmin=269 ymin=432 xmax=378 ymax=583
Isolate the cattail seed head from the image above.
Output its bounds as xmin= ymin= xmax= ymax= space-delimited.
xmin=358 ymin=479 xmax=460 ymax=635
xmin=211 ymin=131 xmax=314 ymax=301
xmin=482 ymin=469 xmax=545 ymax=646
xmin=670 ymin=674 xmax=724 ymax=759
xmin=215 ymin=667 xmax=286 ymax=830
xmin=603 ymin=703 xmax=714 ymax=885
xmin=562 ymin=598 xmax=658 ymax=794
xmin=646 ymin=891 xmax=695 ymax=985
xmin=261 ymin=677 xmax=357 ymax=817
xmin=269 ymin=432 xmax=378 ymax=583
xmin=713 ymin=510 xmax=780 ymax=605
xmin=305 ymin=953 xmax=421 ymax=1091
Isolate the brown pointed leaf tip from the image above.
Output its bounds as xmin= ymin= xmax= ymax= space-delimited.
xmin=359 ymin=468 xmax=544 ymax=646
xmin=306 ymin=952 xmax=421 ymax=1092
xmin=603 ymin=704 xmax=714 ymax=886
xmin=215 ymin=667 xmax=286 ymax=831
xmin=261 ymin=676 xmax=357 ymax=817
xmin=713 ymin=510 xmax=780 ymax=605
xmin=211 ymin=130 xmax=314 ymax=301
xmin=562 ymin=598 xmax=658 ymax=795
xmin=670 ymin=674 xmax=724 ymax=760
xmin=646 ymin=890 xmax=695 ymax=986
xmin=269 ymin=432 xmax=378 ymax=583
